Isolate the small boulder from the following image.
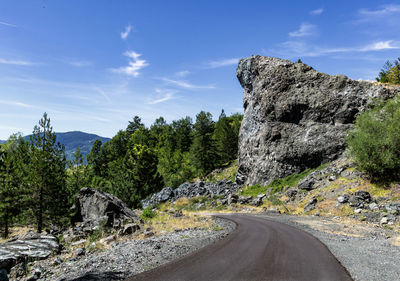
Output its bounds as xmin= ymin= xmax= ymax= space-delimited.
xmin=75 ymin=248 xmax=85 ymax=257
xmin=380 ymin=217 xmax=389 ymax=225
xmin=368 ymin=202 xmax=379 ymax=211
xmin=354 ymin=208 xmax=362 ymax=214
xmin=298 ymin=178 xmax=315 ymax=191
xmin=122 ymin=223 xmax=140 ymax=235
xmin=337 ymin=195 xmax=350 ymax=204
xmin=227 ymin=194 xmax=238 ymax=204
xmin=304 ymin=198 xmax=317 ymax=212
xmin=238 ymin=196 xmax=252 ymax=204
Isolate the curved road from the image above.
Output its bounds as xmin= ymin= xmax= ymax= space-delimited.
xmin=126 ymin=214 xmax=352 ymax=281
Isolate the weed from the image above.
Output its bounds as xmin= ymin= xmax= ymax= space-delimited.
xmin=141 ymin=206 xmax=157 ymax=221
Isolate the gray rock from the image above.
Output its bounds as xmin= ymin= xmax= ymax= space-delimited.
xmin=304 ymin=198 xmax=317 ymax=212
xmin=349 ymin=191 xmax=372 ymax=207
xmin=238 ymin=196 xmax=252 ymax=204
xmin=75 ymin=248 xmax=85 ymax=256
xmin=0 ymin=232 xmax=58 ymax=273
xmin=235 ymin=55 xmax=399 ymax=186
xmin=298 ymin=177 xmax=316 ymax=191
xmin=369 ymin=202 xmax=379 ymax=211
xmin=122 ymin=223 xmax=141 ymax=235
xmin=71 ymin=188 xmax=142 ymax=230
xmin=0 ymin=269 xmax=8 ymax=281
xmin=385 ymin=203 xmax=400 ymax=215
xmin=286 ymin=189 xmax=298 ymax=199
xmin=142 ymin=180 xmax=242 ymax=208
xmin=227 ymin=194 xmax=238 ymax=204
xmin=250 ymin=197 xmax=263 ymax=206
xmin=337 ymin=195 xmax=350 ymax=204
xmin=354 ymin=208 xmax=363 ymax=214
xmin=380 ymin=217 xmax=389 ymax=224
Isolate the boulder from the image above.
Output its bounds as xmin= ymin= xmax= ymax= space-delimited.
xmin=304 ymin=198 xmax=317 ymax=212
xmin=349 ymin=191 xmax=372 ymax=207
xmin=337 ymin=195 xmax=350 ymax=204
xmin=71 ymin=188 xmax=142 ymax=230
xmin=238 ymin=196 xmax=252 ymax=204
xmin=0 ymin=232 xmax=58 ymax=273
xmin=385 ymin=203 xmax=400 ymax=215
xmin=235 ymin=55 xmax=399 ymax=186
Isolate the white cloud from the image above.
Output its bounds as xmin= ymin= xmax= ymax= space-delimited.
xmin=120 ymin=25 xmax=132 ymax=40
xmin=0 ymin=100 xmax=33 ymax=108
xmin=204 ymin=58 xmax=239 ymax=68
xmin=148 ymin=89 xmax=177 ymax=104
xmin=111 ymin=51 xmax=148 ymax=78
xmin=360 ymin=40 xmax=400 ymax=51
xmin=359 ymin=5 xmax=400 ymax=16
xmin=310 ymin=8 xmax=324 ymax=15
xmin=289 ymin=23 xmax=317 ymax=37
xmin=161 ymin=78 xmax=215 ymax=89
xmin=272 ymin=40 xmax=400 ymax=58
xmin=0 ymin=58 xmax=33 ymax=66
xmin=175 ymin=70 xmax=190 ymax=77
xmin=0 ymin=21 xmax=17 ymax=27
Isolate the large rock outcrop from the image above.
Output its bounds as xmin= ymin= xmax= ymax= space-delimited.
xmin=236 ymin=56 xmax=400 ymax=186
xmin=71 ymin=188 xmax=141 ymax=230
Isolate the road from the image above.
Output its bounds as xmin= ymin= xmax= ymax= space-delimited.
xmin=126 ymin=214 xmax=353 ymax=281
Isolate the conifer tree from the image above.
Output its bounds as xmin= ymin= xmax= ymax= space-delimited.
xmin=29 ymin=113 xmax=68 ymax=232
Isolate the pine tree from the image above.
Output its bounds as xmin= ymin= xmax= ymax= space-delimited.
xmin=0 ymin=135 xmax=29 ymax=237
xmin=191 ymin=111 xmax=217 ymax=177
xmin=29 ymin=113 xmax=68 ymax=232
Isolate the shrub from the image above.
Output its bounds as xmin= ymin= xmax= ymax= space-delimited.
xmin=141 ymin=206 xmax=156 ymax=220
xmin=346 ymin=97 xmax=400 ymax=179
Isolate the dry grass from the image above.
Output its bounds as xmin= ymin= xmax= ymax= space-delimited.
xmin=143 ymin=212 xmax=215 ymax=235
xmin=0 ymin=226 xmax=36 ymax=243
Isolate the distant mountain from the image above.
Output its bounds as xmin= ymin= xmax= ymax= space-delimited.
xmin=22 ymin=131 xmax=110 ymax=163
xmin=0 ymin=140 xmax=5 ymax=144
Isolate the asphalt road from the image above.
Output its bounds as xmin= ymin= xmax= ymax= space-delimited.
xmin=126 ymin=214 xmax=353 ymax=281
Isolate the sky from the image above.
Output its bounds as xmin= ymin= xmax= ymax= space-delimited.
xmin=1 ymin=0 xmax=400 ymax=139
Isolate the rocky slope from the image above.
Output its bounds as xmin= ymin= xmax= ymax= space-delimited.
xmin=235 ymin=55 xmax=400 ymax=186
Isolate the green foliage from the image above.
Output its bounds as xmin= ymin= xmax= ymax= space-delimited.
xmin=141 ymin=206 xmax=156 ymax=220
xmin=376 ymin=58 xmax=400 ymax=84
xmin=346 ymin=97 xmax=400 ymax=179
xmin=0 ymin=135 xmax=29 ymax=238
xmin=241 ymin=164 xmax=327 ymax=197
xmin=240 ymin=184 xmax=267 ymax=197
xmin=191 ymin=111 xmax=218 ymax=177
xmin=29 ymin=113 xmax=69 ymax=232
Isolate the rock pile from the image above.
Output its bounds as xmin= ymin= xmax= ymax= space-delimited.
xmin=235 ymin=55 xmax=400 ymax=186
xmin=142 ymin=180 xmax=242 ymax=208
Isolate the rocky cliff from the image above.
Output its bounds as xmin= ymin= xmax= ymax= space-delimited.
xmin=236 ymin=56 xmax=400 ymax=186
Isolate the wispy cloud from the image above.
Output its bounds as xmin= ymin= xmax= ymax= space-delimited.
xmin=0 ymin=100 xmax=33 ymax=108
xmin=161 ymin=78 xmax=215 ymax=89
xmin=175 ymin=70 xmax=190 ymax=77
xmin=0 ymin=21 xmax=17 ymax=27
xmin=148 ymin=88 xmax=177 ymax=104
xmin=272 ymin=40 xmax=400 ymax=58
xmin=0 ymin=58 xmax=33 ymax=66
xmin=111 ymin=51 xmax=148 ymax=78
xmin=120 ymin=25 xmax=132 ymax=40
xmin=359 ymin=4 xmax=400 ymax=16
xmin=289 ymin=23 xmax=317 ymax=37
xmin=68 ymin=60 xmax=92 ymax=67
xmin=204 ymin=58 xmax=239 ymax=68
xmin=310 ymin=8 xmax=324 ymax=15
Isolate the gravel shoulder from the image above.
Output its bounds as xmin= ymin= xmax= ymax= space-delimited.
xmin=19 ymin=217 xmax=235 ymax=281
xmin=254 ymin=213 xmax=400 ymax=281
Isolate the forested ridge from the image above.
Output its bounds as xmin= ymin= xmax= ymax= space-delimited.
xmin=0 ymin=110 xmax=242 ymax=237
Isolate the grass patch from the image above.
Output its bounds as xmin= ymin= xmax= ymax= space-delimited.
xmin=141 ymin=206 xmax=157 ymax=221
xmin=205 ymin=160 xmax=238 ymax=183
xmin=240 ymin=163 xmax=329 ymax=198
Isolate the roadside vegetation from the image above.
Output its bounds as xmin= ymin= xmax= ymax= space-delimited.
xmin=0 ymin=110 xmax=242 ymax=238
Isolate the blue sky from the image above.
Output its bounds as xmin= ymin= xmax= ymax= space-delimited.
xmin=1 ymin=0 xmax=400 ymax=139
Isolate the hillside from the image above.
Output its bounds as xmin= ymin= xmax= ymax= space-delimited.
xmin=0 ymin=131 xmax=110 ymax=162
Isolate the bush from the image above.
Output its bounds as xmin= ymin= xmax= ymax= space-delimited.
xmin=346 ymin=97 xmax=400 ymax=179
xmin=141 ymin=206 xmax=156 ymax=220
